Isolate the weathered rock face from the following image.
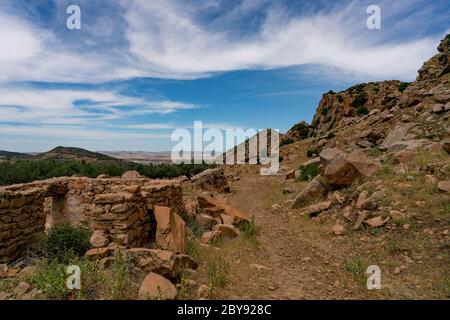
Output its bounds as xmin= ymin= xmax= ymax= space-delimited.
xmin=154 ymin=206 xmax=187 ymax=254
xmin=311 ymin=81 xmax=403 ymax=133
xmin=191 ymin=167 xmax=230 ymax=193
xmin=0 ymin=177 xmax=183 ymax=263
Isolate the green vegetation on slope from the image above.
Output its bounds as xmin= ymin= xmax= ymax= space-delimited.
xmin=0 ymin=159 xmax=213 ymax=185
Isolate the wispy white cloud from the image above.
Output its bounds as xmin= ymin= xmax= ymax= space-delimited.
xmin=0 ymin=0 xmax=445 ymax=83
xmin=0 ymin=86 xmax=198 ymax=124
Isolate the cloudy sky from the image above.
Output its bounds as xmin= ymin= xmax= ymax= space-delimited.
xmin=0 ymin=0 xmax=449 ymax=152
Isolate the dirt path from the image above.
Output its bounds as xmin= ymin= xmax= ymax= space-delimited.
xmin=212 ymin=173 xmax=387 ymax=299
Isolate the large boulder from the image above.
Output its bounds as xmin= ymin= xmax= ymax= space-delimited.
xmin=191 ymin=167 xmax=230 ymax=193
xmin=138 ymin=273 xmax=177 ymax=300
xmin=319 ymin=149 xmax=379 ymax=187
xmin=154 ymin=206 xmax=187 ymax=254
xmin=292 ymin=177 xmax=326 ymax=209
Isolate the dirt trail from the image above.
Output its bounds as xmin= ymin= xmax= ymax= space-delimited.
xmin=213 ymin=173 xmax=367 ymax=300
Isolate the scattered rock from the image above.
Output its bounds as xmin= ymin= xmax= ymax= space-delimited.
xmin=220 ymin=214 xmax=235 ymax=225
xmin=353 ymin=211 xmax=369 ymax=230
xmin=195 ymin=214 xmax=218 ymax=229
xmin=285 ymin=169 xmax=295 ymax=180
xmin=356 ymin=191 xmax=368 ymax=209
xmin=138 ymin=273 xmax=177 ymax=300
xmin=85 ymin=247 xmax=115 ymax=260
xmin=90 ymin=230 xmax=109 ymax=248
xmin=304 ymin=201 xmax=332 ymax=216
xmin=197 ymin=195 xmax=250 ymax=226
xmin=250 ymin=264 xmax=272 ymax=271
xmin=13 ymin=282 xmax=31 ymax=297
xmin=212 ymin=224 xmax=240 ymax=239
xmin=127 ymin=248 xmax=176 ymax=275
xmin=432 ymin=103 xmax=445 ymax=114
xmin=282 ymin=187 xmax=293 ymax=194
xmin=437 ymin=181 xmax=450 ymax=193
xmin=271 ymin=204 xmax=281 ymax=213
xmin=197 ymin=284 xmax=210 ymax=299
xmin=200 ymin=231 xmax=222 ymax=244
xmin=389 ymin=210 xmax=406 ymax=221
xmin=19 ymin=266 xmax=38 ymax=280
xmin=0 ymin=264 xmax=7 ymax=278
xmin=331 ymin=223 xmax=346 ymax=236
xmin=364 ymin=216 xmax=389 ymax=228
xmin=292 ymin=178 xmax=326 ymax=208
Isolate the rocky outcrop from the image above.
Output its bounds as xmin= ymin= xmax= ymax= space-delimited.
xmin=154 ymin=206 xmax=187 ymax=254
xmin=191 ymin=167 xmax=230 ymax=193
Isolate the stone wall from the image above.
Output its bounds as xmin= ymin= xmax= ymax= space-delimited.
xmin=0 ymin=177 xmax=182 ymax=263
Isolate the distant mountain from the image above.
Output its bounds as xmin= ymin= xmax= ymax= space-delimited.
xmin=35 ymin=146 xmax=119 ymax=162
xmin=0 ymin=150 xmax=34 ymax=160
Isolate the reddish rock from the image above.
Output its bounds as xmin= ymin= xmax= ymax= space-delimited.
xmin=138 ymin=273 xmax=177 ymax=300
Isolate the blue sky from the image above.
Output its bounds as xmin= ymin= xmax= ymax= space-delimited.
xmin=0 ymin=0 xmax=449 ymax=152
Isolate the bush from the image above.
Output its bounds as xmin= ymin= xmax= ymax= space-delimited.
xmin=39 ymin=224 xmax=91 ymax=262
xmin=356 ymin=106 xmax=369 ymax=116
xmin=327 ymin=132 xmax=335 ymax=139
xmin=280 ymin=137 xmax=295 ymax=147
xmin=290 ymin=121 xmax=311 ymax=140
xmin=337 ymin=95 xmax=344 ymax=103
xmin=298 ymin=162 xmax=319 ymax=181
xmin=348 ymin=83 xmax=366 ymax=93
xmin=306 ymin=148 xmax=320 ymax=158
xmin=238 ymin=216 xmax=261 ymax=238
xmin=398 ymin=82 xmax=410 ymax=93
xmin=351 ymin=92 xmax=368 ymax=108
xmin=321 ymin=107 xmax=329 ymax=115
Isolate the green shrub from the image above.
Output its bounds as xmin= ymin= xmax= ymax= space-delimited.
xmin=321 ymin=107 xmax=329 ymax=115
xmin=337 ymin=95 xmax=344 ymax=103
xmin=356 ymin=106 xmax=369 ymax=116
xmin=39 ymin=224 xmax=91 ymax=262
xmin=280 ymin=137 xmax=295 ymax=147
xmin=398 ymin=82 xmax=410 ymax=93
xmin=306 ymin=148 xmax=320 ymax=158
xmin=351 ymin=92 xmax=368 ymax=108
xmin=348 ymin=83 xmax=366 ymax=93
xmin=290 ymin=121 xmax=311 ymax=140
xmin=327 ymin=132 xmax=335 ymax=139
xmin=298 ymin=162 xmax=319 ymax=181
xmin=238 ymin=216 xmax=261 ymax=238
xmin=30 ymin=256 xmax=105 ymax=300
xmin=345 ymin=255 xmax=366 ymax=284
xmin=207 ymin=254 xmax=230 ymax=290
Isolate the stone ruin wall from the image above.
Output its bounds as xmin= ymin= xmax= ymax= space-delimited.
xmin=0 ymin=177 xmax=183 ymax=263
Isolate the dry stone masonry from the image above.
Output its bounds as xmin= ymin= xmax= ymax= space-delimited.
xmin=0 ymin=176 xmax=183 ymax=263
